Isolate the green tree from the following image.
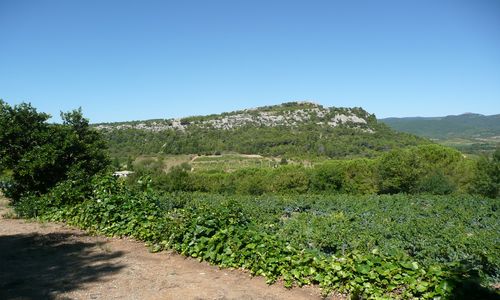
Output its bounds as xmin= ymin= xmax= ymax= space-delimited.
xmin=270 ymin=166 xmax=309 ymax=194
xmin=0 ymin=100 xmax=50 ymax=172
xmin=413 ymin=170 xmax=456 ymax=195
xmin=310 ymin=162 xmax=344 ymax=192
xmin=157 ymin=165 xmax=193 ymax=192
xmin=377 ymin=148 xmax=423 ymax=194
xmin=470 ymin=148 xmax=500 ymax=198
xmin=0 ymin=100 xmax=110 ymax=202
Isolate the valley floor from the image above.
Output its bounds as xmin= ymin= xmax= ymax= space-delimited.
xmin=0 ymin=197 xmax=341 ymax=300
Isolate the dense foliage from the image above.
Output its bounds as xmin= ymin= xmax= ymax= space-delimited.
xmin=15 ymin=175 xmax=499 ymax=299
xmin=136 ymin=144 xmax=496 ymax=198
xmin=469 ymin=150 xmax=500 ymax=198
xmin=0 ymin=100 xmax=109 ymax=202
xmin=103 ymin=124 xmax=428 ymax=160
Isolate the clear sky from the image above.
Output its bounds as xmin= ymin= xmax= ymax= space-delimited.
xmin=1 ymin=0 xmax=499 ymax=123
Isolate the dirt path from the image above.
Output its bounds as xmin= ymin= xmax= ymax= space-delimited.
xmin=0 ymin=197 xmax=342 ymax=300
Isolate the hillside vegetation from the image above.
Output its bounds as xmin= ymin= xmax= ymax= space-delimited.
xmin=381 ymin=113 xmax=500 ymax=154
xmin=96 ymin=102 xmax=429 ymax=161
xmin=381 ymin=113 xmax=500 ymax=139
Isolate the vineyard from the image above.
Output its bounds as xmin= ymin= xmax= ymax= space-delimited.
xmin=15 ymin=175 xmax=500 ymax=299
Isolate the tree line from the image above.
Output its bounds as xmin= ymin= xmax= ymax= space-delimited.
xmin=130 ymin=144 xmax=499 ymax=198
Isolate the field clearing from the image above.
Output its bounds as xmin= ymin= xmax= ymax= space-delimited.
xmin=133 ymin=154 xmax=194 ymax=172
xmin=437 ymin=136 xmax=500 ymax=155
xmin=191 ymin=154 xmax=279 ymax=172
xmin=133 ymin=153 xmax=317 ymax=173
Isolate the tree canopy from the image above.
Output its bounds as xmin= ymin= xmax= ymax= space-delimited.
xmin=0 ymin=100 xmax=109 ymax=202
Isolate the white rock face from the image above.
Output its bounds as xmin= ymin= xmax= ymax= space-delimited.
xmin=94 ymin=102 xmax=375 ymax=133
xmin=328 ymin=114 xmax=368 ymax=126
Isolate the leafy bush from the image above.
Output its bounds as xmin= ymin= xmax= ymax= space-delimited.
xmin=269 ymin=166 xmax=310 ymax=194
xmin=310 ymin=163 xmax=344 ymax=192
xmin=377 ymin=145 xmax=471 ymax=195
xmin=156 ymin=165 xmax=194 ymax=192
xmin=377 ymin=148 xmax=424 ymax=194
xmin=309 ymin=159 xmax=378 ymax=194
xmin=233 ymin=168 xmax=270 ymax=195
xmin=469 ymin=149 xmax=500 ymax=198
xmin=414 ymin=170 xmax=456 ymax=195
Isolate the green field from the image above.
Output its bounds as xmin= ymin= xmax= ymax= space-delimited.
xmin=438 ymin=136 xmax=500 ymax=156
xmin=20 ymin=178 xmax=499 ymax=299
xmin=132 ymin=153 xmax=314 ymax=173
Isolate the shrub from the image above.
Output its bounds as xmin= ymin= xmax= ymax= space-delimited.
xmin=377 ymin=148 xmax=424 ymax=194
xmin=270 ymin=166 xmax=310 ymax=194
xmin=414 ymin=170 xmax=456 ymax=195
xmin=469 ymin=149 xmax=500 ymax=198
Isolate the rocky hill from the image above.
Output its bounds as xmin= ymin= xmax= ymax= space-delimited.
xmin=95 ymin=102 xmax=376 ymax=132
xmin=96 ymin=102 xmax=429 ymax=160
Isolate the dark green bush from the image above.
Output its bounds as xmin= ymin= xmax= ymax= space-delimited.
xmin=414 ymin=171 xmax=456 ymax=195
xmin=269 ymin=166 xmax=310 ymax=194
xmin=310 ymin=162 xmax=344 ymax=192
xmin=469 ymin=149 xmax=500 ymax=198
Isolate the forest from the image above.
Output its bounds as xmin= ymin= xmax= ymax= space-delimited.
xmin=1 ymin=100 xmax=499 ymax=299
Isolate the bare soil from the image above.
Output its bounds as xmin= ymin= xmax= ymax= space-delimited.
xmin=0 ymin=197 xmax=343 ymax=300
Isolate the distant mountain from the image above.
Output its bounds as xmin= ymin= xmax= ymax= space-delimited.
xmin=381 ymin=113 xmax=500 ymax=139
xmin=96 ymin=102 xmax=429 ymax=159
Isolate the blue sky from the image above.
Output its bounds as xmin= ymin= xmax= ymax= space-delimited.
xmin=1 ymin=0 xmax=499 ymax=123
